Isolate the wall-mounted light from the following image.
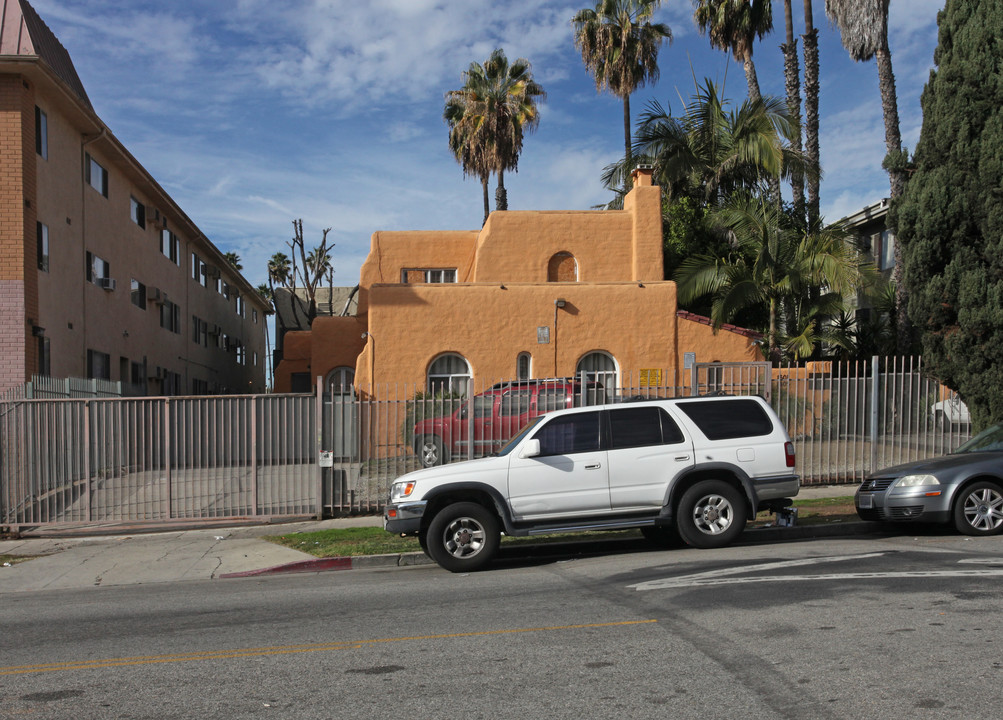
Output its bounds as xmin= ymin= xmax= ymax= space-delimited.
xmin=555 ymin=298 xmax=566 ymax=308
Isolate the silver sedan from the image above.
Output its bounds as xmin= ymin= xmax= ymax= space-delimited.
xmin=856 ymin=423 xmax=1003 ymax=535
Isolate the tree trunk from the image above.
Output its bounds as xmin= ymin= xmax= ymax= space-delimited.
xmin=623 ymin=94 xmax=632 ymax=170
xmin=481 ymin=177 xmax=490 ymax=226
xmin=782 ymin=1 xmax=805 ymax=225
xmin=802 ymin=24 xmax=820 ymax=225
xmin=495 ymin=169 xmax=508 ymax=212
xmin=743 ymin=52 xmax=762 ymax=104
xmin=875 ymin=43 xmax=911 ymax=352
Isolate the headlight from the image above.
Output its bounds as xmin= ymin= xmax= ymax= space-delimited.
xmin=391 ymin=480 xmax=416 ymax=501
xmin=895 ymin=474 xmax=940 ymax=488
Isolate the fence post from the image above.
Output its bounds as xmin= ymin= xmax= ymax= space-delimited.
xmin=315 ymin=376 xmax=324 ymax=519
xmin=869 ymin=355 xmax=880 ymax=474
xmin=84 ymin=400 xmax=91 ymax=522
xmin=251 ymin=396 xmax=258 ymax=516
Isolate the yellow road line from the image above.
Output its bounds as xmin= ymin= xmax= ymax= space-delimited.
xmin=1 ymin=619 xmax=657 ymax=676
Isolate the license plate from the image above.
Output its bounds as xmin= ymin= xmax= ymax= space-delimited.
xmin=858 ymin=494 xmax=873 ymax=509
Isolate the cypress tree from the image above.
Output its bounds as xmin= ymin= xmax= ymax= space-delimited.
xmin=896 ymin=0 xmax=1003 ymax=429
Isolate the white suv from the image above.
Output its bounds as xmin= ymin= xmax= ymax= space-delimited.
xmin=384 ymin=395 xmax=798 ymax=572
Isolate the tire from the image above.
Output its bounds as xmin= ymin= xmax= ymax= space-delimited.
xmin=953 ymin=481 xmax=1003 ymax=536
xmin=676 ymin=480 xmax=747 ymax=549
xmin=417 ymin=435 xmax=445 ymax=468
xmin=426 ymin=502 xmax=500 ymax=572
xmin=641 ymin=525 xmax=683 ymax=548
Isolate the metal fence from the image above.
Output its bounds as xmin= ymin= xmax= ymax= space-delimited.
xmin=1 ymin=357 xmax=972 ymax=529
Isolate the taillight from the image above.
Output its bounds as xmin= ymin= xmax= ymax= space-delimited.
xmin=784 ymin=441 xmax=796 ymax=468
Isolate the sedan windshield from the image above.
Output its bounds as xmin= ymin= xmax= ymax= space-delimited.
xmin=955 ymin=423 xmax=1003 ymax=453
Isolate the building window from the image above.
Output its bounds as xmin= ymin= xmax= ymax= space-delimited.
xmin=86 ymin=349 xmax=111 ymax=380
xmin=326 ymin=366 xmax=355 ymax=396
xmin=86 ymin=251 xmax=111 ymax=285
xmin=38 ymin=336 xmax=51 ymax=376
xmin=35 ymin=107 xmax=47 ymax=159
xmin=401 ymin=268 xmax=457 ymax=283
xmin=192 ymin=315 xmax=208 ymax=346
xmin=130 ymin=197 xmax=146 ymax=228
xmin=216 ymin=276 xmax=228 ymax=297
xmin=427 ymin=353 xmax=470 ymax=395
xmin=252 ymin=309 xmax=258 ymax=324
xmin=576 ymin=351 xmax=617 ymax=395
xmin=253 ymin=351 xmax=258 ymax=367
xmin=235 ymin=295 xmax=245 ymax=317
xmin=85 ymin=154 xmax=109 ymax=197
xmin=191 ymin=252 xmax=208 ymax=286
xmin=160 ymin=229 xmax=180 ymax=264
xmin=160 ymin=299 xmax=181 ymax=333
xmin=37 ymin=222 xmax=49 ymax=272
xmin=131 ymin=279 xmax=146 ymax=308
xmin=517 ymin=352 xmax=531 ymax=380
xmin=548 ymin=252 xmax=578 ymax=282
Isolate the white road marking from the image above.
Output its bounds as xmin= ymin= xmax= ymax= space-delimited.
xmin=630 ymin=552 xmax=1003 ymax=591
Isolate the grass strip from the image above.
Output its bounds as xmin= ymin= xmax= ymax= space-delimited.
xmin=265 ymin=496 xmax=860 ymax=558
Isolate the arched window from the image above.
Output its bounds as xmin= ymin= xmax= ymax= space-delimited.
xmin=576 ymin=351 xmax=618 ymax=400
xmin=548 ymin=252 xmax=578 ymax=282
xmin=427 ymin=353 xmax=471 ymax=396
xmin=517 ymin=352 xmax=532 ymax=381
xmin=325 ymin=366 xmax=355 ymax=396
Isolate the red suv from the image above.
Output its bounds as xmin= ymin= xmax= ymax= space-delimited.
xmin=412 ymin=379 xmax=604 ymax=467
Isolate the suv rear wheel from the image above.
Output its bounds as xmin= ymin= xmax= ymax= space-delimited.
xmin=425 ymin=502 xmax=500 ymax=572
xmin=676 ymin=480 xmax=747 ymax=549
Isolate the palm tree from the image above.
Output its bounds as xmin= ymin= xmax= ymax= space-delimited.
xmin=223 ymin=251 xmax=242 ymax=272
xmin=781 ymin=0 xmax=805 ymax=223
xmin=631 ymin=79 xmax=808 ymax=206
xmin=675 ymin=194 xmax=862 ymax=360
xmin=693 ymin=0 xmax=773 ymax=103
xmin=802 ymin=0 xmax=821 ymax=223
xmin=444 ymin=49 xmax=545 ymax=219
xmin=824 ymin=0 xmax=908 ymax=350
xmin=572 ymin=0 xmax=672 ymax=167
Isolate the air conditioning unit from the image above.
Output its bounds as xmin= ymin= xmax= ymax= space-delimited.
xmin=148 ymin=287 xmax=163 ymax=304
xmin=146 ymin=206 xmax=163 ymax=225
xmin=209 ymin=324 xmax=221 ymax=336
xmin=97 ymin=277 xmax=116 ymax=291
xmin=147 ymin=366 xmax=165 ymax=380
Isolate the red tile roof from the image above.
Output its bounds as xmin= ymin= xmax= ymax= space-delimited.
xmin=676 ymin=310 xmax=763 ymax=339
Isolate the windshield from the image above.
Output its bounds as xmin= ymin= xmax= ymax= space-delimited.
xmin=496 ymin=415 xmax=546 ymax=457
xmin=954 ymin=423 xmax=1003 ymax=453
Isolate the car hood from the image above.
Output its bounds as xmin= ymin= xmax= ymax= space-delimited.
xmin=398 ymin=455 xmax=509 ymax=484
xmin=870 ymin=451 xmax=1003 ymax=477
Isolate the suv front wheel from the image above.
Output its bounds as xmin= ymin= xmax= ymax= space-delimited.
xmin=676 ymin=480 xmax=747 ymax=549
xmin=425 ymin=502 xmax=500 ymax=572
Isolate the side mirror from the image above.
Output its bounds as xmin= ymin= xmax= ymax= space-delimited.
xmin=519 ymin=438 xmax=541 ymax=459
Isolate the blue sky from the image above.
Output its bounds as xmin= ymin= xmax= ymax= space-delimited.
xmin=32 ymin=0 xmax=944 ymax=291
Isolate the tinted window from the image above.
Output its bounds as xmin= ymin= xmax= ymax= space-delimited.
xmin=500 ymin=390 xmax=532 ymax=417
xmin=537 ymin=388 xmax=568 ymax=412
xmin=609 ymin=407 xmax=684 ymax=449
xmin=676 ymin=399 xmax=773 ymax=440
xmin=534 ymin=412 xmax=600 ymax=456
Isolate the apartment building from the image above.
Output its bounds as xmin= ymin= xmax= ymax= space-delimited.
xmin=0 ymin=0 xmax=268 ymax=394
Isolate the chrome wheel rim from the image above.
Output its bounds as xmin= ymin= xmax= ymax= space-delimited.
xmin=692 ymin=493 xmax=734 ymax=535
xmin=420 ymin=440 xmax=438 ymax=466
xmin=963 ymin=487 xmax=1003 ymax=532
xmin=442 ymin=517 xmax=487 ymax=559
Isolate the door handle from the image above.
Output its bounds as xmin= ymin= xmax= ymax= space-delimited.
xmin=585 ymin=463 xmax=602 ymax=470
xmin=675 ymin=455 xmax=690 ymax=461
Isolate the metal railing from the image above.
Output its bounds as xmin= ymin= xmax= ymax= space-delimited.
xmin=1 ymin=357 xmax=972 ymax=529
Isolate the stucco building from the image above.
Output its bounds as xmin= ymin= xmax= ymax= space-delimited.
xmin=0 ymin=0 xmax=268 ymax=394
xmin=273 ymin=167 xmax=761 ymax=397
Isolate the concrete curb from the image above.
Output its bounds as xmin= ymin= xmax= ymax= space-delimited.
xmin=221 ymin=521 xmax=881 ymax=578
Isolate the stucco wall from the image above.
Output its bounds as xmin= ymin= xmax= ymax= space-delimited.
xmin=354 ymin=281 xmax=681 ymax=390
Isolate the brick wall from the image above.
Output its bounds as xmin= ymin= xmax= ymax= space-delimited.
xmin=0 ymin=74 xmax=32 ymax=390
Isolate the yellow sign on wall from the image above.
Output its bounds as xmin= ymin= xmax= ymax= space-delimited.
xmin=638 ymin=369 xmax=662 ymax=387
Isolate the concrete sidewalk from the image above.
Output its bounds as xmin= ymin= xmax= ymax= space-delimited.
xmin=0 ymin=484 xmax=860 ymax=593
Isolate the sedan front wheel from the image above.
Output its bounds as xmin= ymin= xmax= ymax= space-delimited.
xmin=954 ymin=481 xmax=1003 ymax=536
